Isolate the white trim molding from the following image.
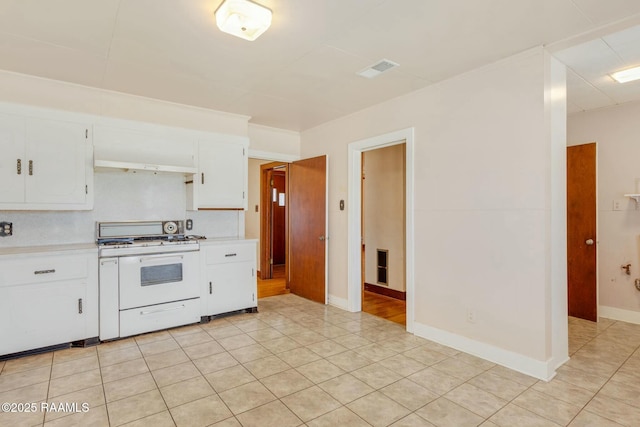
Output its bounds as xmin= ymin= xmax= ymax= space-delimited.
xmin=247 ymin=149 xmax=300 ymax=162
xmin=347 ymin=127 xmax=415 ymax=332
xmin=413 ymin=321 xmax=560 ymax=381
xmin=328 ymin=295 xmax=349 ymax=311
xmin=600 ymin=305 xmax=640 ymax=325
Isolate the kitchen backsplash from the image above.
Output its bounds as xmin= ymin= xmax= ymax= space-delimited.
xmin=0 ymin=171 xmax=241 ymax=247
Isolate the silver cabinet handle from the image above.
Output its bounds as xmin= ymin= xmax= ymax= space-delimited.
xmin=201 ymin=173 xmax=205 ymax=185
xmin=100 ymin=259 xmax=118 ymax=266
xmin=78 ymin=298 xmax=83 ymax=314
xmin=140 ymin=304 xmax=185 ymax=315
xmin=34 ymin=269 xmax=55 ymax=275
xmin=139 ymin=255 xmax=183 ymax=263
xmin=225 ymin=253 xmax=237 ymax=257
xmin=209 ymin=282 xmax=212 ymax=294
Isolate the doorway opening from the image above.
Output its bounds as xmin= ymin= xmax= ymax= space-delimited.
xmin=255 ymin=161 xmax=289 ymax=298
xmin=361 ymin=144 xmax=407 ymax=326
xmin=348 ymin=127 xmax=415 ymax=332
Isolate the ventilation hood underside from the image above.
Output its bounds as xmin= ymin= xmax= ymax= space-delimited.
xmin=94 ymin=159 xmax=197 ymax=175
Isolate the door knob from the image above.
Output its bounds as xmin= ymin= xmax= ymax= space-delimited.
xmin=585 ymin=239 xmax=594 ymax=245
xmin=319 ymin=236 xmax=325 ymax=241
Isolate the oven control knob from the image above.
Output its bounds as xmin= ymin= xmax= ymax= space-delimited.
xmin=163 ymin=221 xmax=178 ymax=234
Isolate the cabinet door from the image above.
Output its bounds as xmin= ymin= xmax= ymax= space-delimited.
xmin=0 ymin=281 xmax=86 ymax=355
xmin=206 ymin=261 xmax=256 ymax=315
xmin=198 ymin=140 xmax=247 ymax=209
xmin=25 ymin=118 xmax=88 ymax=204
xmin=0 ymin=113 xmax=26 ymax=203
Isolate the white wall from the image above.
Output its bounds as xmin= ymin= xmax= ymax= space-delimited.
xmin=301 ymin=48 xmax=567 ymax=379
xmin=0 ymin=70 xmax=249 ymax=136
xmin=568 ymin=101 xmax=640 ymax=322
xmin=363 ymin=144 xmax=406 ymax=292
xmin=248 ymin=124 xmax=301 ymax=160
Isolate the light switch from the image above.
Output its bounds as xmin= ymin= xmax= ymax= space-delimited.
xmin=0 ymin=222 xmax=12 ymax=237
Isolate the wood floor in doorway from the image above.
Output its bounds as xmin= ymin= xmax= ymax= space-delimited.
xmin=363 ymin=290 xmax=406 ymax=326
xmin=257 ymin=264 xmax=288 ymax=298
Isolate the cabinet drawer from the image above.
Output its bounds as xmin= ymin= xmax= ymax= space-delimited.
xmin=0 ymin=255 xmax=89 ymax=287
xmin=205 ymin=244 xmax=254 ymax=265
xmin=119 ymin=298 xmax=200 ymax=338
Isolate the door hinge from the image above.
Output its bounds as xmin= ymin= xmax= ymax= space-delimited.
xmin=270 ymin=179 xmax=274 ymax=186
xmin=270 ymin=258 xmax=273 ymax=265
xmin=243 ymin=191 xmax=245 ymax=199
xmin=78 ymin=298 xmax=83 ymax=314
xmin=28 ymin=160 xmax=33 ymax=176
xmin=252 ymin=268 xmax=254 ymax=277
xmin=252 ymin=293 xmax=255 ymax=301
xmin=243 ymin=148 xmax=245 ymax=156
xmin=16 ymin=159 xmax=21 ymax=175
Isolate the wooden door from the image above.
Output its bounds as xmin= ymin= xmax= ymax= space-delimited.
xmin=567 ymin=143 xmax=597 ymax=321
xmin=289 ymin=156 xmax=327 ymax=303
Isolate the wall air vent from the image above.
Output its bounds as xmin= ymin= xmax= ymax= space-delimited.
xmin=357 ymin=59 xmax=399 ymax=79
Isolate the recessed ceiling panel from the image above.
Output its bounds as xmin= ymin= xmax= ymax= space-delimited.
xmin=0 ymin=0 xmax=120 ymax=55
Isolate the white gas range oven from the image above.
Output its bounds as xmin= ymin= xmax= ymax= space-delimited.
xmin=97 ymin=220 xmax=202 ymax=340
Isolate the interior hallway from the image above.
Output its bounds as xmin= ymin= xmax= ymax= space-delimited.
xmin=1 ymin=294 xmax=640 ymax=426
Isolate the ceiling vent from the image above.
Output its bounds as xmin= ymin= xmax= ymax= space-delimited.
xmin=357 ymin=59 xmax=399 ymax=78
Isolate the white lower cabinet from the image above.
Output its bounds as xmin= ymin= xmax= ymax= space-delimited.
xmin=0 ymin=249 xmax=98 ymax=356
xmin=201 ymin=240 xmax=257 ymax=317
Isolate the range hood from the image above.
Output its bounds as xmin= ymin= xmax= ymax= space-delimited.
xmin=93 ymin=125 xmax=197 ymax=175
xmin=94 ymin=159 xmax=197 ymax=175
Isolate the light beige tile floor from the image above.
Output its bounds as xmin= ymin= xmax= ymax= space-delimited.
xmin=0 ymin=294 xmax=639 ymax=426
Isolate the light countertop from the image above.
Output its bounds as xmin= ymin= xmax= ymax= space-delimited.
xmin=0 ymin=243 xmax=98 ymax=256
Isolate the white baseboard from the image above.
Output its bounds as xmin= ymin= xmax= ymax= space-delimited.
xmin=599 ymin=305 xmax=640 ymax=325
xmin=328 ymin=294 xmax=349 ymax=311
xmin=413 ymin=321 xmax=557 ymax=381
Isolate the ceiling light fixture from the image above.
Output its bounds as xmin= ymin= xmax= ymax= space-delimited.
xmin=611 ymin=65 xmax=640 ymax=83
xmin=215 ymin=0 xmax=272 ymax=41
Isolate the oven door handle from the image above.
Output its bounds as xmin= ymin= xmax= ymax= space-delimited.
xmin=140 ymin=304 xmax=186 ymax=316
xmin=139 ymin=255 xmax=184 ymax=263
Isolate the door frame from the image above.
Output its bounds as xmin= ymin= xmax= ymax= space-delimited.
xmin=347 ymin=128 xmax=415 ymax=332
xmin=259 ymin=161 xmax=288 ymax=279
xmin=248 ymin=150 xmax=299 ymax=281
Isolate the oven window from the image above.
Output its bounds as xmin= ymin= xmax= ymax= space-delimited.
xmin=140 ymin=263 xmax=183 ymax=286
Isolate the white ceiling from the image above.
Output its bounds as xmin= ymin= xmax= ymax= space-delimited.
xmin=555 ymin=24 xmax=640 ymax=114
xmin=0 ymin=1 xmax=640 ymax=131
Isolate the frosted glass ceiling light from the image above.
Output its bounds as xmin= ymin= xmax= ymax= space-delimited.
xmin=215 ymin=0 xmax=272 ymax=41
xmin=611 ymin=66 xmax=640 ymax=83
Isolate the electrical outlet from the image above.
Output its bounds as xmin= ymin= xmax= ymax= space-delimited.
xmin=613 ymin=199 xmax=625 ymax=211
xmin=466 ymin=309 xmax=476 ymax=324
xmin=0 ymin=222 xmax=13 ymax=237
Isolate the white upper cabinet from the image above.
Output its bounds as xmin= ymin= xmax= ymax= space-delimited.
xmin=0 ymin=112 xmax=93 ymax=210
xmin=188 ymin=136 xmax=248 ymax=210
